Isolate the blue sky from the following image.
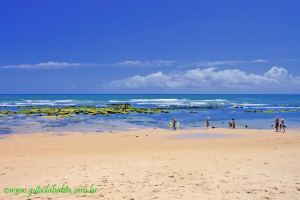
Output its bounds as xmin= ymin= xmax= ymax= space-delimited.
xmin=0 ymin=0 xmax=299 ymax=94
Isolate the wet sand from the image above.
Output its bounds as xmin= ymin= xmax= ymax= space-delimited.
xmin=0 ymin=128 xmax=300 ymax=200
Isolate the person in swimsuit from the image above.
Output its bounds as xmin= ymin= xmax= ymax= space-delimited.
xmin=232 ymin=118 xmax=236 ymax=129
xmin=281 ymin=118 xmax=286 ymax=133
xmin=205 ymin=117 xmax=210 ymax=128
xmin=172 ymin=118 xmax=177 ymax=130
xmin=229 ymin=121 xmax=232 ymax=128
xmin=275 ymin=117 xmax=280 ymax=132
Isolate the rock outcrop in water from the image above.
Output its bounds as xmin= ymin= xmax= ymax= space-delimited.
xmin=0 ymin=104 xmax=168 ymax=118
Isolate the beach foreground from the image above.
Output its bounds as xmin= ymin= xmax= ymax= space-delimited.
xmin=1 ymin=128 xmax=300 ymax=200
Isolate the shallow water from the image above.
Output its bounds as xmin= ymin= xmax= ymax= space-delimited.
xmin=0 ymin=127 xmax=12 ymax=134
xmin=1 ymin=94 xmax=300 ymax=134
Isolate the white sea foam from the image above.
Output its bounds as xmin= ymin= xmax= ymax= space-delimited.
xmin=107 ymin=98 xmax=230 ymax=107
xmin=109 ymin=98 xmax=228 ymax=107
xmin=201 ymin=99 xmax=227 ymax=102
xmin=23 ymin=99 xmax=75 ymax=103
xmin=253 ymin=106 xmax=300 ymax=109
xmin=3 ymin=98 xmax=290 ymax=110
xmin=0 ymin=99 xmax=82 ymax=107
xmin=0 ymin=103 xmax=17 ymax=107
xmin=232 ymin=103 xmax=268 ymax=107
xmin=189 ymin=102 xmax=208 ymax=106
xmin=108 ymin=100 xmax=127 ymax=103
xmin=130 ymin=98 xmax=182 ymax=102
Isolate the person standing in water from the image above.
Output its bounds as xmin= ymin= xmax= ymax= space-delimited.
xmin=232 ymin=118 xmax=236 ymax=129
xmin=172 ymin=118 xmax=177 ymax=130
xmin=275 ymin=117 xmax=280 ymax=132
xmin=228 ymin=121 xmax=232 ymax=128
xmin=281 ymin=118 xmax=286 ymax=133
xmin=205 ymin=117 xmax=210 ymax=128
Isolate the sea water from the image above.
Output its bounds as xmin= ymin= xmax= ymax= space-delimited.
xmin=0 ymin=94 xmax=299 ymax=133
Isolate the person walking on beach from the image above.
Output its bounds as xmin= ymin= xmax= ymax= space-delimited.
xmin=275 ymin=117 xmax=280 ymax=132
xmin=281 ymin=118 xmax=286 ymax=133
xmin=232 ymin=118 xmax=236 ymax=129
xmin=228 ymin=121 xmax=232 ymax=128
xmin=172 ymin=118 xmax=177 ymax=130
xmin=205 ymin=117 xmax=210 ymax=128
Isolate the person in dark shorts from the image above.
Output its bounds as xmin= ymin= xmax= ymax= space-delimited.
xmin=275 ymin=117 xmax=280 ymax=132
xmin=232 ymin=118 xmax=236 ymax=129
xmin=281 ymin=118 xmax=286 ymax=133
xmin=172 ymin=118 xmax=177 ymax=130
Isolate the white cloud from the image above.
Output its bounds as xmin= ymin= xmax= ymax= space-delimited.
xmin=251 ymin=59 xmax=269 ymax=63
xmin=195 ymin=59 xmax=269 ymax=67
xmin=0 ymin=60 xmax=176 ymax=69
xmin=111 ymin=71 xmax=186 ymax=88
xmin=113 ymin=59 xmax=268 ymax=68
xmin=112 ymin=60 xmax=177 ymax=67
xmin=110 ymin=66 xmax=300 ymax=92
xmin=264 ymin=66 xmax=289 ymax=80
xmin=0 ymin=61 xmax=92 ymax=69
xmin=0 ymin=59 xmax=269 ymax=70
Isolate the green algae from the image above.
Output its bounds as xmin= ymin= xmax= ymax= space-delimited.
xmin=0 ymin=104 xmax=167 ymax=117
xmin=0 ymin=110 xmax=16 ymax=115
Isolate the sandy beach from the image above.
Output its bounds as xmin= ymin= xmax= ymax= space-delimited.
xmin=1 ymin=128 xmax=300 ymax=200
xmin=2 ymin=0 xmax=300 ymax=199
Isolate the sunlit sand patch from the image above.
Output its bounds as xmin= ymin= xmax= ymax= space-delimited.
xmin=173 ymin=132 xmax=231 ymax=139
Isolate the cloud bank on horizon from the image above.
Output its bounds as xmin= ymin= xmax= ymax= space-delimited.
xmin=0 ymin=61 xmax=93 ymax=70
xmin=0 ymin=59 xmax=269 ymax=70
xmin=1 ymin=60 xmax=299 ymax=93
xmin=109 ymin=66 xmax=300 ymax=93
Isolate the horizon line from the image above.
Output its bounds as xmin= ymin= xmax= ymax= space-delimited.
xmin=1 ymin=93 xmax=300 ymax=95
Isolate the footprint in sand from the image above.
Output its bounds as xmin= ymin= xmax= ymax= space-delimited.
xmin=263 ymin=196 xmax=271 ymax=200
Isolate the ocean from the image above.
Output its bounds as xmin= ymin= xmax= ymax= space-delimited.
xmin=0 ymin=94 xmax=300 ymax=134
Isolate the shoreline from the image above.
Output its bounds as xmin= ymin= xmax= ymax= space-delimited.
xmin=1 ymin=126 xmax=299 ymax=137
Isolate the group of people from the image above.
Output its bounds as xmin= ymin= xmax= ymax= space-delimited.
xmin=206 ymin=117 xmax=236 ymax=129
xmin=274 ymin=117 xmax=286 ymax=133
xmin=171 ymin=116 xmax=286 ymax=132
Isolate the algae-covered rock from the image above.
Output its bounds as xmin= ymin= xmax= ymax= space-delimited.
xmin=1 ymin=104 xmax=167 ymax=117
xmin=45 ymin=114 xmax=73 ymax=119
xmin=0 ymin=110 xmax=16 ymax=115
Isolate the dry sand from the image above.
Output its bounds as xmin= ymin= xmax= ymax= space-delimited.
xmin=0 ymin=128 xmax=300 ymax=200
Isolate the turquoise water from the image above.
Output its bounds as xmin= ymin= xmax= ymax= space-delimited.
xmin=0 ymin=94 xmax=300 ymax=133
